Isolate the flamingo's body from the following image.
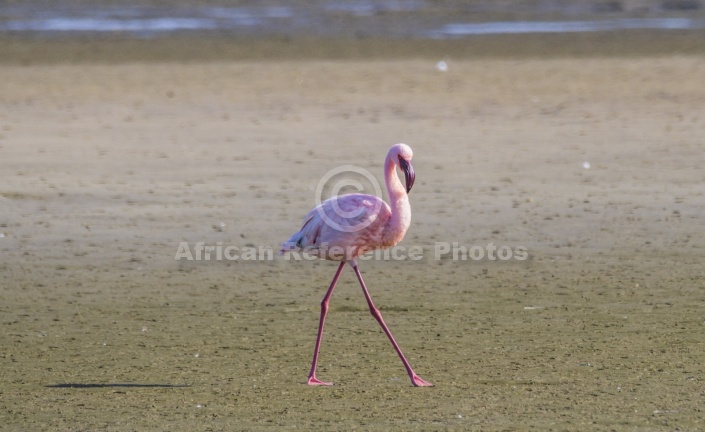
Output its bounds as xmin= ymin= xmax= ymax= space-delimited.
xmin=281 ymin=143 xmax=432 ymax=387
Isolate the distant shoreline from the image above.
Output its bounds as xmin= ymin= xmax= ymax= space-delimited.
xmin=3 ymin=16 xmax=704 ymax=36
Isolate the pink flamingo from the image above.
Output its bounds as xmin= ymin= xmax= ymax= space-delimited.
xmin=281 ymin=143 xmax=432 ymax=387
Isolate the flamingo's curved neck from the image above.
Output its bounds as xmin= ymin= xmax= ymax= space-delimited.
xmin=383 ymin=155 xmax=411 ymax=244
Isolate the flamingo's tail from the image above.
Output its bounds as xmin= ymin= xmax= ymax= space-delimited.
xmin=279 ymin=233 xmax=303 ymax=255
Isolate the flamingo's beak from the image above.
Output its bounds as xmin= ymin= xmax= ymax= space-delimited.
xmin=399 ymin=157 xmax=415 ymax=194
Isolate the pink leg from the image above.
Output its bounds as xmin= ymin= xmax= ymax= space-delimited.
xmin=350 ymin=263 xmax=433 ymax=387
xmin=307 ymin=261 xmax=346 ymax=386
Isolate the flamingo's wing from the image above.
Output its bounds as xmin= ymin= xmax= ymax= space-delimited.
xmin=318 ymin=194 xmax=390 ymax=233
xmin=280 ymin=194 xmax=390 ymax=256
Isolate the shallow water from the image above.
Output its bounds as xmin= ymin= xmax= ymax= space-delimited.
xmin=433 ymin=18 xmax=705 ymax=37
xmin=1 ymin=1 xmax=704 ymax=38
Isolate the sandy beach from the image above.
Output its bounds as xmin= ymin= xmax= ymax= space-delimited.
xmin=1 ymin=34 xmax=705 ymax=430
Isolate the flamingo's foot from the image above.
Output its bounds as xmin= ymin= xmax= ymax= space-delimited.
xmin=307 ymin=376 xmax=333 ymax=386
xmin=411 ymin=374 xmax=433 ymax=387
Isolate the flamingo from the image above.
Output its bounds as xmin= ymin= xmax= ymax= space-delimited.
xmin=280 ymin=143 xmax=432 ymax=387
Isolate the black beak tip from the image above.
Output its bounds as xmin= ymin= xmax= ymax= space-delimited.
xmin=398 ymin=155 xmax=415 ymax=194
xmin=406 ymin=172 xmax=415 ymax=193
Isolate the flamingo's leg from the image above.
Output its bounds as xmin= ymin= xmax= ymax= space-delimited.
xmin=307 ymin=261 xmax=346 ymax=386
xmin=350 ymin=262 xmax=433 ymax=387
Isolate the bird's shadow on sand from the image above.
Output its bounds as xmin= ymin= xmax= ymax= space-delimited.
xmin=46 ymin=383 xmax=191 ymax=389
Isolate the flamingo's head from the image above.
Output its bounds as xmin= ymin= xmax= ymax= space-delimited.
xmin=393 ymin=143 xmax=415 ymax=194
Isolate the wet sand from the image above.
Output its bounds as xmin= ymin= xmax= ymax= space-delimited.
xmin=1 ymin=35 xmax=705 ymax=430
